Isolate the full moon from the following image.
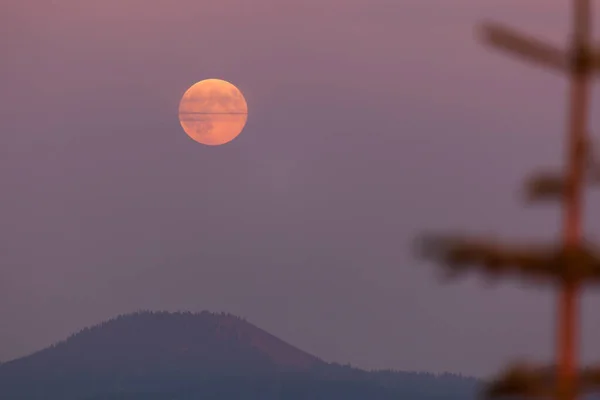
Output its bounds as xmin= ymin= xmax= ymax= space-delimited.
xmin=178 ymin=79 xmax=248 ymax=146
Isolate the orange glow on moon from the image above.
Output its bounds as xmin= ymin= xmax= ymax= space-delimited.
xmin=178 ymin=79 xmax=248 ymax=146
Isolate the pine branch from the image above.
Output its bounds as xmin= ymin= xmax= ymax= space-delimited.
xmin=478 ymin=23 xmax=567 ymax=73
xmin=525 ymin=137 xmax=600 ymax=202
xmin=580 ymin=366 xmax=600 ymax=391
xmin=525 ymin=172 xmax=566 ymax=202
xmin=484 ymin=363 xmax=600 ymax=399
xmin=485 ymin=363 xmax=553 ymax=399
xmin=415 ymin=235 xmax=600 ymax=284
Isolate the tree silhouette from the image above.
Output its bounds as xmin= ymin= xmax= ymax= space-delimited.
xmin=415 ymin=1 xmax=600 ymax=400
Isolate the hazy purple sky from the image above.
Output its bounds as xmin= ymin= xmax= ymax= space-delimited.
xmin=2 ymin=0 xmax=600 ymax=377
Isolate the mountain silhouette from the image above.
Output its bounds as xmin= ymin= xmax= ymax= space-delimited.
xmin=0 ymin=311 xmax=479 ymax=399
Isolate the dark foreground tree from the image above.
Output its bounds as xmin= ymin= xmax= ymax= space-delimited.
xmin=415 ymin=2 xmax=600 ymax=400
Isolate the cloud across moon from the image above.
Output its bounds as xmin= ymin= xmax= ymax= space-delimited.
xmin=178 ymin=79 xmax=248 ymax=146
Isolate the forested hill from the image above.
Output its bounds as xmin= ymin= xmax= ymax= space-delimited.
xmin=0 ymin=311 xmax=480 ymax=399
